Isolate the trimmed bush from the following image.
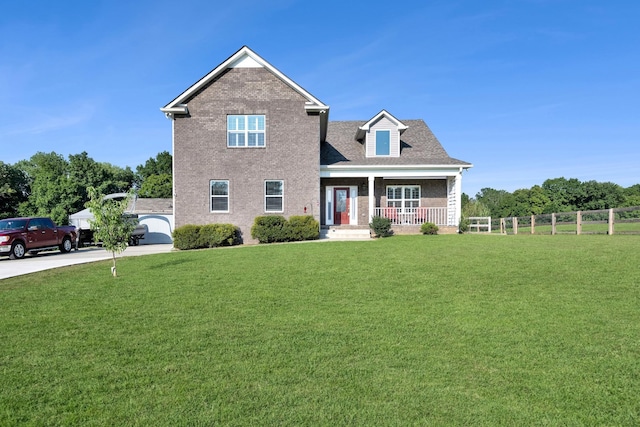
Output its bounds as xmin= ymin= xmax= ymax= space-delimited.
xmin=197 ymin=223 xmax=240 ymax=248
xmin=251 ymin=215 xmax=288 ymax=243
xmin=369 ymin=215 xmax=392 ymax=238
xmin=285 ymin=215 xmax=320 ymax=241
xmin=251 ymin=215 xmax=319 ymax=243
xmin=420 ymin=222 xmax=439 ymax=235
xmin=172 ymin=223 xmax=240 ymax=250
xmin=172 ymin=224 xmax=201 ymax=250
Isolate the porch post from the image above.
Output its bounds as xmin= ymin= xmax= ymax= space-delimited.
xmin=368 ymin=176 xmax=375 ymax=221
xmin=454 ymin=171 xmax=462 ymax=227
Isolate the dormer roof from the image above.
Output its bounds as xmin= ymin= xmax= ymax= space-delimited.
xmin=356 ymin=109 xmax=408 ymax=141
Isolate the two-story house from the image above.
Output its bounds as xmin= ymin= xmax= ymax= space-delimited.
xmin=161 ymin=46 xmax=472 ymax=242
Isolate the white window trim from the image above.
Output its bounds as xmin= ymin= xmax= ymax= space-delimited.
xmin=386 ymin=185 xmax=420 ymax=210
xmin=265 ymin=180 xmax=284 ymax=213
xmin=210 ymin=180 xmax=230 ymax=213
xmin=227 ymin=114 xmax=266 ymax=148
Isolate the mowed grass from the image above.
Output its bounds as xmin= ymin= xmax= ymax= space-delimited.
xmin=1 ymin=235 xmax=639 ymax=426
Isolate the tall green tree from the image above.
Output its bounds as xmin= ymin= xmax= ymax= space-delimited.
xmin=623 ymin=184 xmax=640 ymax=207
xmin=86 ymin=188 xmax=136 ymax=277
xmin=16 ymin=152 xmax=78 ymax=225
xmin=138 ymin=173 xmax=172 ymax=198
xmin=581 ymin=181 xmax=625 ymax=210
xmin=135 ymin=151 xmax=172 ymax=198
xmin=0 ymin=162 xmax=29 ymax=219
xmin=541 ymin=177 xmax=584 ymax=212
xmin=475 ymin=188 xmax=510 ymax=219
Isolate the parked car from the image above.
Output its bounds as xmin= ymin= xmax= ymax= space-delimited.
xmin=0 ymin=217 xmax=78 ymax=260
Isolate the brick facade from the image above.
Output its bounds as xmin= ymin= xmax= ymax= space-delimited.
xmin=172 ymin=68 xmax=320 ymax=242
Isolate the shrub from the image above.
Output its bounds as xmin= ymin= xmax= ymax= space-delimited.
xmin=251 ymin=215 xmax=288 ymax=243
xmin=369 ymin=215 xmax=392 ymax=238
xmin=421 ymin=222 xmax=439 ymax=235
xmin=285 ymin=215 xmax=320 ymax=241
xmin=459 ymin=217 xmax=470 ymax=233
xmin=173 ymin=223 xmax=240 ymax=250
xmin=197 ymin=223 xmax=240 ymax=248
xmin=172 ymin=224 xmax=201 ymax=250
xmin=251 ymin=215 xmax=320 ymax=243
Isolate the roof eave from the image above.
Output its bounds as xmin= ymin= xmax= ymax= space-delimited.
xmin=160 ymin=105 xmax=188 ymax=119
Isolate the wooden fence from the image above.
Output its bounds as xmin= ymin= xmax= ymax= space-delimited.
xmin=499 ymin=206 xmax=640 ymax=235
xmin=468 ymin=217 xmax=491 ymax=233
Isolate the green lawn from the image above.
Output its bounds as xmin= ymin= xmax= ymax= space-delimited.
xmin=1 ymin=235 xmax=639 ymax=426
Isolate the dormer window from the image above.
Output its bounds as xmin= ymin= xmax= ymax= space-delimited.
xmin=357 ymin=110 xmax=407 ymax=158
xmin=375 ymin=130 xmax=390 ymax=156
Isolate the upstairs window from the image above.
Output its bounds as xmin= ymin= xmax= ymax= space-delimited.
xmin=227 ymin=115 xmax=265 ymax=147
xmin=375 ymin=130 xmax=390 ymax=156
xmin=210 ymin=180 xmax=229 ymax=212
xmin=265 ymin=180 xmax=284 ymax=212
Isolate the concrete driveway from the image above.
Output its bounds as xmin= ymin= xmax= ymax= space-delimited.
xmin=0 ymin=244 xmax=174 ymax=280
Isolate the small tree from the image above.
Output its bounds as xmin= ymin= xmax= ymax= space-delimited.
xmin=86 ymin=187 xmax=136 ymax=277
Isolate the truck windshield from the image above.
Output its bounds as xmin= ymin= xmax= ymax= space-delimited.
xmin=0 ymin=219 xmax=28 ymax=231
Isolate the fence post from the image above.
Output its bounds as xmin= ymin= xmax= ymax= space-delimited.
xmin=531 ymin=215 xmax=535 ymax=234
xmin=552 ymin=213 xmax=556 ymax=235
xmin=512 ymin=217 xmax=518 ymax=235
xmin=577 ymin=211 xmax=582 ymax=235
xmin=608 ymin=208 xmax=614 ymax=235
xmin=488 ymin=217 xmax=492 ymax=233
xmin=500 ymin=218 xmax=506 ymax=234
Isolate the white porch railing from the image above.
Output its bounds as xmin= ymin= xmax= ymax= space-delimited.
xmin=373 ymin=207 xmax=448 ymax=226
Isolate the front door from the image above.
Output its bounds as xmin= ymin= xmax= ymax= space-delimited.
xmin=334 ymin=188 xmax=350 ymax=225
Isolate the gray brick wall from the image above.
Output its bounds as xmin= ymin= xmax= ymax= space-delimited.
xmin=173 ymin=68 xmax=320 ymax=243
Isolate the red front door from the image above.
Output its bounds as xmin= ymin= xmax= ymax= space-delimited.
xmin=334 ymin=188 xmax=350 ymax=225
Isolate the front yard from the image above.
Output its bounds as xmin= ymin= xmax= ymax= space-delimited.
xmin=1 ymin=235 xmax=639 ymax=425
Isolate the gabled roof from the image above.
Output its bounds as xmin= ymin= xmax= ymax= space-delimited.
xmin=322 ymin=119 xmax=472 ymax=168
xmin=161 ymin=46 xmax=330 ymax=140
xmin=355 ymin=110 xmax=408 ymax=141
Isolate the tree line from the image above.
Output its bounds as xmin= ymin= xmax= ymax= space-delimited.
xmin=463 ymin=177 xmax=640 ymax=220
xmin=0 ymin=151 xmax=172 ymax=225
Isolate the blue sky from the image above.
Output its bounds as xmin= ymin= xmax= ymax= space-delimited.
xmin=1 ymin=0 xmax=638 ymax=197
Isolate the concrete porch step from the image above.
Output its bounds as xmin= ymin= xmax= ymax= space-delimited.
xmin=320 ymin=227 xmax=371 ymax=240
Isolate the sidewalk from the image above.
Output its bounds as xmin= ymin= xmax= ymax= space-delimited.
xmin=0 ymin=244 xmax=174 ymax=280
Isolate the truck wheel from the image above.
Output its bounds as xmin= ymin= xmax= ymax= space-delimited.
xmin=60 ymin=237 xmax=73 ymax=253
xmin=9 ymin=241 xmax=26 ymax=260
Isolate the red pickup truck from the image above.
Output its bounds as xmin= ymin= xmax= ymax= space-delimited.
xmin=0 ymin=217 xmax=78 ymax=260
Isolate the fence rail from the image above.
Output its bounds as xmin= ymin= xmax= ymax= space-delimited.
xmin=468 ymin=217 xmax=491 ymax=233
xmin=499 ymin=206 xmax=640 ymax=235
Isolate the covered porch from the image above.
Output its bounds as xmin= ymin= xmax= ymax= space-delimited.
xmin=320 ymin=165 xmax=466 ymax=230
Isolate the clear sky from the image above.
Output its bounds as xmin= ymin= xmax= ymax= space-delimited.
xmin=2 ymin=0 xmax=638 ymax=197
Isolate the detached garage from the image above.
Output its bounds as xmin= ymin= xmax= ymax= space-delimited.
xmin=70 ymin=195 xmax=174 ymax=245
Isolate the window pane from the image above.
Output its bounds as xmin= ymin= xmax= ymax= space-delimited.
xmin=376 ymin=130 xmax=390 ymax=156
xmin=211 ymin=181 xmax=228 ymax=196
xmin=228 ymin=115 xmax=244 ymax=130
xmin=405 ymin=187 xmax=419 ymax=200
xmin=387 ymin=187 xmax=401 ymax=200
xmin=266 ymin=180 xmax=283 ymax=195
xmin=211 ymin=197 xmax=228 ymax=211
xmin=248 ymin=132 xmax=264 ymax=147
xmin=248 ymin=115 xmax=264 ymax=130
xmin=266 ymin=197 xmax=282 ymax=211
